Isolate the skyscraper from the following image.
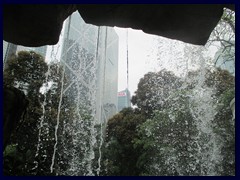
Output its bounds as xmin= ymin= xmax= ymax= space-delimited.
xmin=3 ymin=41 xmax=17 ymax=70
xmin=117 ymin=88 xmax=131 ymax=112
xmin=3 ymin=41 xmax=47 ymax=71
xmin=60 ymin=11 xmax=119 ymax=124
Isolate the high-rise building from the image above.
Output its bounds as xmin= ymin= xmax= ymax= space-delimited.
xmin=59 ymin=11 xmax=119 ymax=124
xmin=3 ymin=40 xmax=47 ymax=71
xmin=3 ymin=41 xmax=9 ymax=61
xmin=3 ymin=11 xmax=119 ymax=125
xmin=3 ymin=41 xmax=17 ymax=70
xmin=117 ymin=88 xmax=131 ymax=112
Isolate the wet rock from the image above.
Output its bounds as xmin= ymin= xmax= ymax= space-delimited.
xmin=3 ymin=4 xmax=234 ymax=46
xmin=3 ymin=86 xmax=29 ymax=150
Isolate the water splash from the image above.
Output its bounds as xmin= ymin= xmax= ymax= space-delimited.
xmin=54 ymin=18 xmax=111 ymax=175
xmin=187 ymin=49 xmax=221 ymax=175
xmin=32 ymin=52 xmax=51 ymax=172
xmin=50 ymin=64 xmax=65 ymax=173
xmin=96 ymin=26 xmax=108 ymax=176
xmin=141 ymin=39 xmax=232 ymax=175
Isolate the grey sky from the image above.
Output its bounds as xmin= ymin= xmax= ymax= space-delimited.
xmin=45 ymin=24 xmax=218 ymax=98
xmin=114 ymin=27 xmax=219 ymax=97
xmin=114 ymin=27 xmax=157 ymax=96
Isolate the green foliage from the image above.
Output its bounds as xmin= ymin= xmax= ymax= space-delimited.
xmin=103 ymin=67 xmax=235 ymax=176
xmin=3 ymin=144 xmax=22 ymax=175
xmin=3 ymin=51 xmax=47 ymax=175
xmin=212 ymin=87 xmax=235 ymax=175
xmin=3 ymin=51 xmax=73 ymax=175
xmin=134 ymin=90 xmax=201 ymax=175
xmin=3 ymin=144 xmax=36 ymax=175
xmin=131 ymin=69 xmax=183 ymax=117
xmin=204 ymin=68 xmax=235 ymax=96
xmin=101 ymin=107 xmax=146 ymax=176
xmin=207 ymin=8 xmax=235 ymax=71
xmin=4 ymin=51 xmax=47 ymax=91
xmin=3 ymin=48 xmax=234 ymax=175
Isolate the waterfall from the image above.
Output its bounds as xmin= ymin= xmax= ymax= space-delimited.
xmin=54 ymin=17 xmax=110 ymax=175
xmin=3 ymin=9 xmax=234 ymax=176
xmin=50 ymin=64 xmax=65 ymax=173
xmin=32 ymin=52 xmax=51 ymax=172
xmin=140 ymin=38 xmax=234 ymax=175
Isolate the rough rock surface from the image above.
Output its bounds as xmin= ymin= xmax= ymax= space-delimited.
xmin=3 ymin=4 xmax=234 ymax=46
xmin=3 ymin=86 xmax=29 ymax=150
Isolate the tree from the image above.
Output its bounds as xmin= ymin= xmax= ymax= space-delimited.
xmin=3 ymin=51 xmax=73 ymax=175
xmin=3 ymin=51 xmax=48 ymax=175
xmin=131 ymin=69 xmax=183 ymax=117
xmin=135 ymin=89 xmax=204 ymax=175
xmin=134 ymin=68 xmax=235 ymax=176
xmin=207 ymin=8 xmax=235 ymax=72
xmin=101 ymin=108 xmax=146 ymax=176
xmin=101 ymin=65 xmax=234 ymax=176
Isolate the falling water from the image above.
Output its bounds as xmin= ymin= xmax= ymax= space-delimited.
xmin=32 ymin=45 xmax=62 ymax=174
xmin=3 ymin=9 xmax=234 ymax=176
xmin=95 ymin=27 xmax=102 ymax=176
xmin=188 ymin=47 xmax=221 ymax=175
xmin=50 ymin=64 xmax=65 ymax=173
xmin=53 ymin=14 xmax=111 ymax=175
xmin=23 ymin=14 xmax=116 ymax=176
xmin=142 ymin=33 xmax=234 ymax=175
xmin=96 ymin=26 xmax=109 ymax=176
xmin=32 ymin=52 xmax=50 ymax=172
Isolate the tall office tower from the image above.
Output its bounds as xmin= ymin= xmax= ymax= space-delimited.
xmin=3 ymin=41 xmax=9 ymax=61
xmin=3 ymin=40 xmax=47 ymax=71
xmin=60 ymin=11 xmax=119 ymax=125
xmin=3 ymin=41 xmax=17 ymax=70
xmin=117 ymin=88 xmax=131 ymax=112
xmin=3 ymin=11 xmax=119 ymax=175
xmin=53 ymin=11 xmax=119 ymax=175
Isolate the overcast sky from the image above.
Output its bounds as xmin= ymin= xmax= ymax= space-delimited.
xmin=114 ymin=27 xmax=218 ymax=97
xmin=114 ymin=27 xmax=159 ymax=96
xmin=114 ymin=27 xmax=186 ymax=97
xmin=45 ymin=24 xmax=218 ymax=98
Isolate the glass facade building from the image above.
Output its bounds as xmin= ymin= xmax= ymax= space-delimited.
xmin=60 ymin=12 xmax=119 ymax=124
xmin=3 ymin=41 xmax=17 ymax=70
xmin=117 ymin=88 xmax=131 ymax=112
